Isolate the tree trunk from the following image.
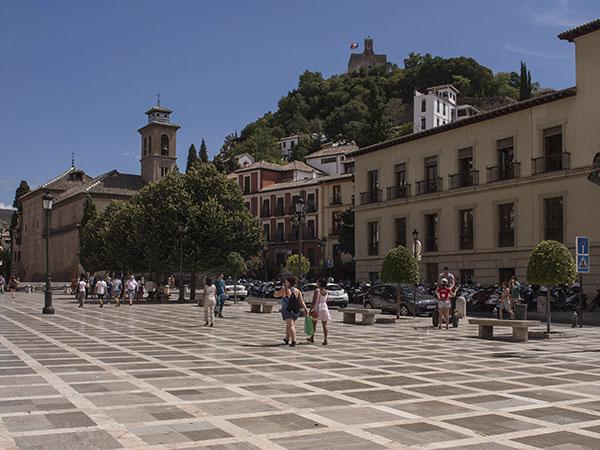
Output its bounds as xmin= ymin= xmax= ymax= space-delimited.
xmin=190 ymin=271 xmax=196 ymax=301
xmin=396 ymin=283 xmax=401 ymax=319
xmin=546 ymin=285 xmax=551 ymax=334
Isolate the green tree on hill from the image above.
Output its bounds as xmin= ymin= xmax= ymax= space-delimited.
xmin=186 ymin=144 xmax=197 ymax=173
xmin=199 ymin=138 xmax=209 ymax=164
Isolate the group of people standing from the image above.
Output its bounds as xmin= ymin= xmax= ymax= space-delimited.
xmin=74 ymin=274 xmax=140 ymax=308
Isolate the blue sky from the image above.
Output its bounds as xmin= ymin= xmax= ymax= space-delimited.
xmin=1 ymin=0 xmax=599 ymax=208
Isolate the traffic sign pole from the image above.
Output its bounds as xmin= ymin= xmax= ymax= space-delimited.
xmin=575 ymin=236 xmax=590 ymax=327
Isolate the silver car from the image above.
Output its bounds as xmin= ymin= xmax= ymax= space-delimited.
xmin=225 ymin=280 xmax=247 ymax=300
xmin=301 ymin=283 xmax=349 ymax=307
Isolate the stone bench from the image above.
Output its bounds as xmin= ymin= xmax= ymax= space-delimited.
xmin=339 ymin=307 xmax=382 ymax=325
xmin=468 ymin=318 xmax=541 ymax=342
xmin=248 ymin=300 xmax=278 ymax=313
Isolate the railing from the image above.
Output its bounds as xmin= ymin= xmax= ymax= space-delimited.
xmin=274 ymin=206 xmax=285 ymax=217
xmin=487 ymin=162 xmax=520 ymax=182
xmin=424 ymin=237 xmax=438 ymax=252
xmin=288 ymin=231 xmax=298 ymax=241
xmin=532 ymin=152 xmax=570 ymax=175
xmin=330 ymin=197 xmax=342 ymax=206
xmin=544 ymin=226 xmax=563 ymax=242
xmin=416 ymin=178 xmax=443 ymax=195
xmin=272 ymin=234 xmax=285 ymax=243
xmin=305 ymin=203 xmax=316 ymax=213
xmin=368 ymin=242 xmax=378 ymax=256
xmin=498 ymin=231 xmax=514 ymax=247
xmin=260 ymin=208 xmax=270 ymax=218
xmin=459 ymin=234 xmax=473 ymax=250
xmin=360 ymin=189 xmax=382 ymax=205
xmin=386 ymin=184 xmax=411 ymax=200
xmin=305 ymin=231 xmax=316 ymax=240
xmin=449 ymin=170 xmax=479 ymax=189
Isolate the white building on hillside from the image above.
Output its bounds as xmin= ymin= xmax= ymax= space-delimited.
xmin=304 ymin=142 xmax=357 ymax=175
xmin=413 ymin=84 xmax=480 ymax=132
xmin=279 ymin=134 xmax=307 ymax=160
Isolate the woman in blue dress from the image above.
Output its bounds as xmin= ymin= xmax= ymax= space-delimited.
xmin=274 ymin=276 xmax=308 ymax=347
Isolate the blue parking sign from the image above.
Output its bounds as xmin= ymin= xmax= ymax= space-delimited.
xmin=576 ymin=236 xmax=589 ymax=255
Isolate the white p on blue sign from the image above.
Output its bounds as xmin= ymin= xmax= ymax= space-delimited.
xmin=576 ymin=236 xmax=590 ymax=273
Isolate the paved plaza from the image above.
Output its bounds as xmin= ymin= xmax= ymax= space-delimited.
xmin=2 ymin=292 xmax=600 ymax=449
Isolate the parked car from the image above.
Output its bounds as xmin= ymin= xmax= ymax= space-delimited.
xmin=301 ymin=283 xmax=349 ymax=308
xmin=225 ymin=280 xmax=247 ymax=300
xmin=363 ymin=283 xmax=437 ymax=316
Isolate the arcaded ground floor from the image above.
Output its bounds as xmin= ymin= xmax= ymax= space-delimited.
xmin=2 ymin=291 xmax=600 ymax=449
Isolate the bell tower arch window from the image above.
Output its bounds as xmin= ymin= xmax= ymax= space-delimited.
xmin=148 ymin=135 xmax=152 ymax=154
xmin=161 ymin=134 xmax=169 ymax=155
xmin=143 ymin=137 xmax=147 ymax=155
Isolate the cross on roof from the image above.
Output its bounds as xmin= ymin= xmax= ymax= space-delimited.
xmin=157 ymin=93 xmax=161 ymax=107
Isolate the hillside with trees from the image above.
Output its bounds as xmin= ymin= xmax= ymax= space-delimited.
xmin=216 ymin=54 xmax=539 ymax=164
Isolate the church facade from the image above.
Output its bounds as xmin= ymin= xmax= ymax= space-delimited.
xmin=11 ymin=104 xmax=180 ymax=281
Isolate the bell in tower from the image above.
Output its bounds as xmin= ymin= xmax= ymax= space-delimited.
xmin=138 ymin=99 xmax=181 ymax=184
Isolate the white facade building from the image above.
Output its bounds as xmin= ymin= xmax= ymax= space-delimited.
xmin=279 ymin=134 xmax=306 ymax=160
xmin=413 ymin=84 xmax=479 ymax=133
xmin=304 ymin=143 xmax=357 ymax=176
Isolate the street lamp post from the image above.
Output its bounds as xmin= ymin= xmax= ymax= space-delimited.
xmin=177 ymin=220 xmax=189 ymax=303
xmin=42 ymin=191 xmax=54 ymax=314
xmin=412 ymin=229 xmax=420 ymax=319
xmin=294 ymin=198 xmax=306 ymax=287
xmin=263 ymin=244 xmax=269 ymax=281
xmin=317 ymin=237 xmax=327 ymax=279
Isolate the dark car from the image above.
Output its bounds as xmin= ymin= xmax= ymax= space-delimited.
xmin=363 ymin=283 xmax=437 ymax=316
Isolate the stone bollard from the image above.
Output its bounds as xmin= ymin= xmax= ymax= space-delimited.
xmin=64 ymin=285 xmax=70 ymax=294
xmin=537 ymin=296 xmax=546 ymax=313
xmin=456 ymin=296 xmax=466 ymax=318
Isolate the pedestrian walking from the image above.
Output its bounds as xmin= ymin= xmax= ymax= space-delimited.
xmin=214 ymin=272 xmax=228 ymax=318
xmin=146 ymin=279 xmax=156 ymax=302
xmin=203 ymin=277 xmax=217 ymax=327
xmin=499 ymin=282 xmax=515 ymax=319
xmin=307 ymin=277 xmax=331 ymax=345
xmin=70 ymin=277 xmax=78 ymax=296
xmin=274 ymin=276 xmax=308 ymax=348
xmin=8 ymin=276 xmax=18 ymax=299
xmin=95 ymin=277 xmax=107 ymax=307
xmin=125 ymin=275 xmax=137 ymax=306
xmin=77 ymin=275 xmax=86 ymax=308
xmin=438 ymin=266 xmax=456 ymax=289
xmin=0 ymin=275 xmax=5 ymax=295
xmin=510 ymin=276 xmax=521 ymax=303
xmin=112 ymin=276 xmax=122 ymax=307
xmin=436 ymin=278 xmax=453 ymax=329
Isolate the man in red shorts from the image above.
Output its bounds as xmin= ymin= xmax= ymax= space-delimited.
xmin=437 ymin=278 xmax=453 ymax=330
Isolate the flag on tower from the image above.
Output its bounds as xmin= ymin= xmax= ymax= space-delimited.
xmin=350 ymin=42 xmax=359 ymax=49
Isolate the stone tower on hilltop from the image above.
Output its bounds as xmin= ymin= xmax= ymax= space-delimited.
xmin=348 ymin=37 xmax=387 ymax=72
xmin=138 ymin=102 xmax=180 ymax=183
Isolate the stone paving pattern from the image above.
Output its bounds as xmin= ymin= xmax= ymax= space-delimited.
xmin=2 ymin=292 xmax=600 ymax=449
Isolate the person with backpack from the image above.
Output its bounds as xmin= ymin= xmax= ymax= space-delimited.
xmin=0 ymin=275 xmax=5 ymax=295
xmin=8 ymin=276 xmax=18 ymax=299
xmin=274 ymin=276 xmax=308 ymax=348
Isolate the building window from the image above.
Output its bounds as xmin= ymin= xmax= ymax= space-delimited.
xmin=243 ymin=176 xmax=251 ymax=193
xmin=321 ymin=157 xmax=336 ymax=164
xmin=331 ymin=211 xmax=341 ymax=235
xmin=443 ymin=104 xmax=447 ymax=115
xmin=275 ymin=222 xmax=284 ymax=241
xmin=459 ymin=209 xmax=474 ymax=250
xmin=544 ymin=197 xmax=563 ymax=242
xmin=395 ymin=163 xmax=407 ymax=187
xmin=261 ymin=199 xmax=270 ymax=217
xmin=460 ymin=269 xmax=474 ymax=284
xmin=332 ymin=185 xmax=342 ymax=205
xmin=498 ymin=203 xmax=515 ymax=247
xmin=263 ymin=223 xmax=270 ymax=241
xmin=368 ymin=222 xmax=379 ymax=256
xmin=421 ymin=117 xmax=426 ymax=130
xmin=540 ymin=126 xmax=565 ymax=172
xmin=306 ymin=219 xmax=315 ymax=240
xmin=395 ymin=217 xmax=406 ymax=248
xmin=457 ymin=147 xmax=474 ymax=185
xmin=437 ymin=118 xmax=440 ymax=126
xmin=307 ymin=193 xmax=315 ymax=212
xmin=161 ymin=134 xmax=169 ymax=155
xmin=426 ymin=263 xmax=438 ymax=284
xmin=421 ymin=99 xmax=426 ymax=112
xmin=282 ymin=142 xmax=286 ymax=148
xmin=143 ymin=137 xmax=147 ymax=155
xmin=148 ymin=135 xmax=152 ymax=153
xmin=497 ymin=137 xmax=514 ymax=175
xmin=275 ymin=197 xmax=284 ymax=216
xmin=436 ymin=101 xmax=440 ymax=113
xmin=160 ymin=167 xmax=169 ymax=177
xmin=425 ymin=213 xmax=438 ymax=252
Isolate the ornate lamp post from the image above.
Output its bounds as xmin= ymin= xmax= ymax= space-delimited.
xmin=177 ymin=220 xmax=189 ymax=303
xmin=317 ymin=237 xmax=327 ymax=278
xmin=42 ymin=191 xmax=54 ymax=314
xmin=294 ymin=198 xmax=306 ymax=286
xmin=412 ymin=229 xmax=420 ymax=319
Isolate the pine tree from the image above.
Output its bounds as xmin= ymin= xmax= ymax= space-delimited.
xmin=80 ymin=194 xmax=97 ymax=230
xmin=186 ymin=144 xmax=197 ymax=173
xmin=519 ymin=61 xmax=532 ymax=101
xmin=199 ymin=138 xmax=209 ymax=163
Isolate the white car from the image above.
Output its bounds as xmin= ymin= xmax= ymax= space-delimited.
xmin=225 ymin=280 xmax=247 ymax=300
xmin=301 ymin=283 xmax=349 ymax=307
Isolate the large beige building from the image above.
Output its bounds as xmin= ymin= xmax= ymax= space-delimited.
xmin=351 ymin=20 xmax=600 ymax=288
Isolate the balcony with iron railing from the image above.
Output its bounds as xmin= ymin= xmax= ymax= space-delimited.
xmin=368 ymin=242 xmax=379 ymax=256
xmin=486 ymin=162 xmax=520 ymax=183
xmin=424 ymin=236 xmax=438 ymax=252
xmin=386 ymin=184 xmax=411 ymax=200
xmin=449 ymin=170 xmax=479 ymax=189
xmin=498 ymin=230 xmax=514 ymax=247
xmin=287 ymin=230 xmax=298 ymax=241
xmin=272 ymin=233 xmax=285 ymax=242
xmin=416 ymin=178 xmax=443 ymax=195
xmin=532 ymin=152 xmax=570 ymax=175
xmin=274 ymin=206 xmax=285 ymax=217
xmin=360 ymin=189 xmax=382 ymax=205
xmin=260 ymin=207 xmax=271 ymax=218
xmin=330 ymin=197 xmax=342 ymax=206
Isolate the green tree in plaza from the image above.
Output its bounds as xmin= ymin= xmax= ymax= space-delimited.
xmin=224 ymin=252 xmax=247 ymax=302
xmin=285 ymin=254 xmax=310 ymax=278
xmin=79 ymin=194 xmax=101 ymax=273
xmin=380 ymin=246 xmax=420 ymax=318
xmin=99 ymin=200 xmax=141 ymax=274
xmin=198 ymin=138 xmax=209 ymax=164
xmin=186 ymin=144 xmax=198 ymax=173
xmin=527 ymin=240 xmax=577 ymax=333
xmin=337 ymin=208 xmax=355 ymax=256
xmin=80 ymin=194 xmax=97 ymax=230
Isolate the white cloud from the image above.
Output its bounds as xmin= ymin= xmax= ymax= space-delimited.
xmin=522 ymin=0 xmax=588 ymax=28
xmin=504 ymin=43 xmax=571 ymax=59
xmin=0 ymin=203 xmax=15 ymax=210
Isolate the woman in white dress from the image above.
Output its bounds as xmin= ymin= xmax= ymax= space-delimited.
xmin=203 ymin=277 xmax=217 ymax=327
xmin=307 ymin=278 xmax=331 ymax=345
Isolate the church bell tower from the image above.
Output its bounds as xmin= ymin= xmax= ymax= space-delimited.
xmin=139 ymin=98 xmax=180 ymax=183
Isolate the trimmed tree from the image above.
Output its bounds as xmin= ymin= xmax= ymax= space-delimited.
xmin=224 ymin=252 xmax=246 ymax=303
xmin=527 ymin=240 xmax=576 ymax=333
xmin=337 ymin=208 xmax=355 ymax=257
xmin=186 ymin=144 xmax=198 ymax=173
xmin=199 ymin=138 xmax=209 ymax=163
xmin=286 ymin=254 xmax=310 ymax=280
xmin=380 ymin=246 xmax=420 ymax=318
